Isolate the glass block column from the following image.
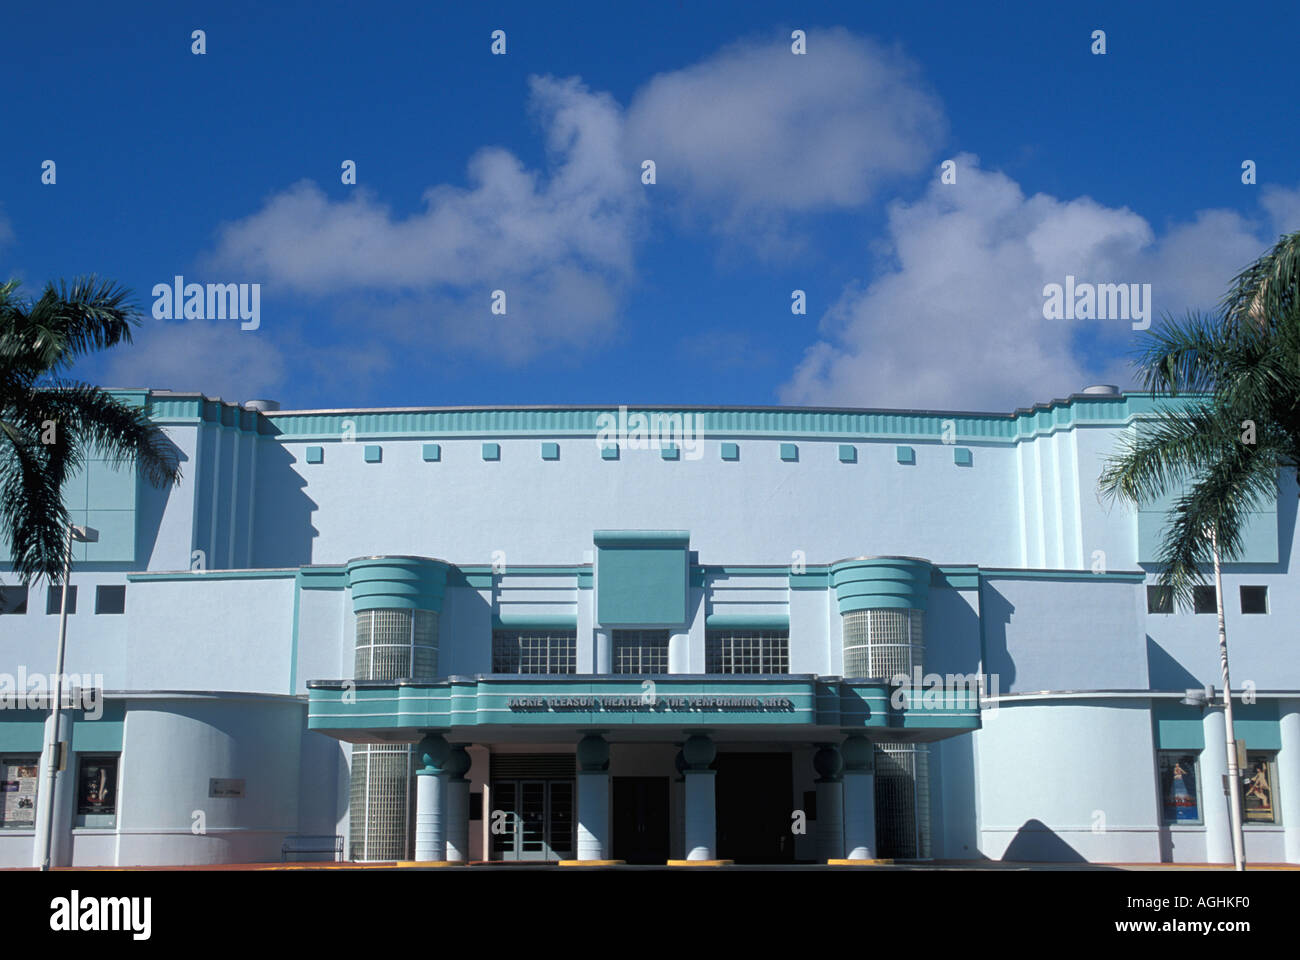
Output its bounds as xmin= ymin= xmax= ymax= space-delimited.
xmin=832 ymin=557 xmax=932 ymax=861
xmin=345 ymin=556 xmax=449 ymax=862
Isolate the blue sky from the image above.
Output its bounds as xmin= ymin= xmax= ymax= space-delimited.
xmin=2 ymin=1 xmax=1297 ymax=413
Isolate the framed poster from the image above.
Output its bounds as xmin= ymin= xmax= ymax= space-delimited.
xmin=1242 ymin=753 xmax=1275 ymax=823
xmin=76 ymin=756 xmax=118 ymax=816
xmin=1158 ymin=752 xmax=1200 ymax=824
xmin=1 ymin=760 xmax=39 ymax=828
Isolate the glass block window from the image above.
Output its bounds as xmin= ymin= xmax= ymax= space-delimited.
xmin=1192 ymin=585 xmax=1217 ymax=614
xmin=1158 ymin=751 xmax=1201 ymax=824
xmin=492 ymin=631 xmax=577 ymax=674
xmin=354 ymin=609 xmax=439 ymax=681
xmin=612 ymin=630 xmax=669 ymax=674
xmin=1242 ymin=752 xmax=1276 ymax=824
xmin=874 ymin=743 xmax=931 ymax=859
xmin=842 ymin=609 xmax=924 ymax=680
xmin=705 ymin=630 xmax=789 ymax=674
xmin=348 ymin=743 xmax=414 ymax=861
xmin=1146 ymin=585 xmax=1173 ymax=614
xmin=1240 ymin=586 xmax=1268 ymax=615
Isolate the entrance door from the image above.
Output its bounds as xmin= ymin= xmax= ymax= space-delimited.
xmin=715 ymin=753 xmax=794 ymax=863
xmin=612 ymin=777 xmax=670 ymax=864
xmin=489 ymin=779 xmax=574 ymax=861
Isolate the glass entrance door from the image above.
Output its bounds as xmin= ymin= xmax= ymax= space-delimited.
xmin=489 ymin=779 xmax=574 ymax=861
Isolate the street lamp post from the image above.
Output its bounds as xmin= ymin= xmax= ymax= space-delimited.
xmin=34 ymin=523 xmax=97 ymax=872
xmin=1209 ymin=525 xmax=1246 ymax=871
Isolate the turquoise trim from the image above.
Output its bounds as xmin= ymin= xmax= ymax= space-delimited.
xmin=720 ymin=442 xmax=739 ymax=461
xmin=264 ymin=393 xmax=1199 ymax=444
xmin=492 ymin=613 xmax=579 ymax=630
xmin=601 ymin=445 xmax=619 ymax=460
xmin=296 ymin=565 xmax=349 ymax=590
xmin=290 ymin=582 xmax=301 ymax=694
xmin=980 ymin=568 xmax=1146 ymax=582
xmin=306 ymin=675 xmax=979 ymax=737
xmin=790 ymin=570 xmax=831 ymax=589
xmin=896 ymin=446 xmax=915 ymax=464
xmin=704 ymin=613 xmax=790 ymax=630
xmin=422 ymin=443 xmax=441 ymax=462
xmin=578 ymin=569 xmax=593 ymax=589
xmin=954 ymin=447 xmax=972 ymax=466
xmin=541 ymin=442 xmax=560 ymax=461
xmin=347 ymin=556 xmax=450 ymax=613
xmin=831 ymin=557 xmax=931 ymax=613
xmin=1152 ymin=702 xmax=1205 ymax=750
xmin=838 ymin=444 xmax=857 ymax=463
xmin=932 ymin=565 xmax=980 ymax=590
xmin=594 ymin=530 xmax=690 ymax=547
xmin=482 ymin=442 xmax=500 ymax=461
xmin=780 ymin=443 xmax=798 ymax=462
xmin=595 ymin=531 xmax=690 ymax=626
xmin=661 ymin=444 xmax=680 ymax=460
xmin=305 ymin=446 xmax=324 ymax=464
xmin=364 ymin=445 xmax=382 ymax=463
xmin=128 ymin=569 xmax=296 ymax=582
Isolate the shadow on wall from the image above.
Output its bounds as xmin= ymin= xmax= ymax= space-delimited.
xmin=135 ymin=436 xmax=185 ymax=566
xmin=1146 ymin=636 xmax=1201 ymax=691
xmin=253 ymin=435 xmax=318 ymax=567
xmin=1002 ymin=819 xmax=1089 ymax=863
xmin=978 ymin=584 xmax=1017 ymax=694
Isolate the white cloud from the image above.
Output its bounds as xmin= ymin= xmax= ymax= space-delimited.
xmin=204 ymin=75 xmax=642 ymax=361
xmin=625 ymin=28 xmax=945 ymax=238
xmin=780 ymin=154 xmax=1284 ymax=412
xmin=100 ymin=319 xmax=286 ymax=402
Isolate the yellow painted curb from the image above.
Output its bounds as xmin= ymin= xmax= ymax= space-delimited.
xmin=395 ymin=861 xmax=467 ymax=867
xmin=827 ymin=858 xmax=895 ymax=865
xmin=557 ymin=860 xmax=626 ymax=866
xmin=666 ymin=859 xmax=734 ymax=866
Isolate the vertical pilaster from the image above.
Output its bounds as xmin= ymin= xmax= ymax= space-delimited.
xmin=574 ymin=733 xmax=615 ymax=862
xmin=814 ymin=743 xmax=845 ymax=861
xmin=1201 ymin=706 xmax=1232 ymax=865
xmin=595 ymin=630 xmax=612 ymax=674
xmin=414 ymin=734 xmax=449 ymax=862
xmin=679 ymin=734 xmax=724 ymax=862
xmin=445 ymin=744 xmax=472 ymax=862
xmin=841 ymin=735 xmax=877 ymax=860
xmin=1278 ymin=699 xmax=1300 ymax=864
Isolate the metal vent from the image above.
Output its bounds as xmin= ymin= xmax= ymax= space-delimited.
xmin=489 ymin=754 xmax=577 ymax=780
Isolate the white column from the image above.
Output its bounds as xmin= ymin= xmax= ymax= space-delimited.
xmin=414 ymin=735 xmax=449 ymax=862
xmin=445 ymin=745 xmax=472 ymax=862
xmin=1201 ymin=706 xmax=1232 ymax=864
xmin=681 ymin=734 xmax=718 ymax=860
xmin=814 ymin=744 xmax=845 ymax=861
xmin=577 ymin=773 xmax=611 ymax=860
xmin=669 ymin=632 xmax=689 ymax=673
xmin=576 ymin=734 xmax=611 ymax=861
xmin=1278 ymin=700 xmax=1300 ymax=865
xmin=595 ymin=630 xmax=612 ymax=674
xmin=841 ymin=736 xmax=876 ymax=860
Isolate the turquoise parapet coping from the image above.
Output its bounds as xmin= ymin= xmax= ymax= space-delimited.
xmin=0 ymin=704 xmax=125 ymax=752
xmin=127 ymin=569 xmax=298 ymax=582
xmin=297 ymin=565 xmax=349 ymax=589
xmin=346 ymin=556 xmax=450 ymax=613
xmin=594 ymin=530 xmax=691 ymax=547
xmin=260 ymin=393 xmax=1208 ymax=444
xmin=704 ymin=613 xmax=790 ymax=630
xmin=831 ymin=557 xmax=932 ymax=613
xmin=492 ymin=613 xmax=579 ymax=630
xmin=305 ymin=674 xmax=980 ymax=739
xmin=980 ymin=567 xmax=1147 ymax=582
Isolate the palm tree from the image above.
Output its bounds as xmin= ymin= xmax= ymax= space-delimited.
xmin=0 ymin=276 xmax=181 ymax=584
xmin=1100 ymin=229 xmax=1300 ymax=871
xmin=1099 ymin=230 xmax=1300 ymax=603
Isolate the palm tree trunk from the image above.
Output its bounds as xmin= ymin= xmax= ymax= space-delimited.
xmin=1212 ymin=525 xmax=1246 ymax=870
